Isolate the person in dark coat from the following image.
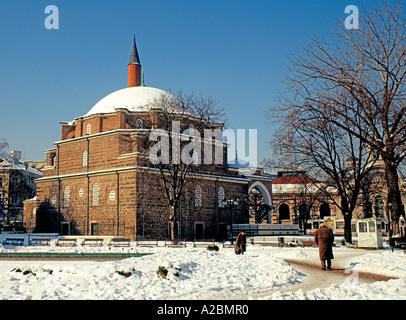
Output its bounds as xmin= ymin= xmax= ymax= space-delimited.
xmin=235 ymin=230 xmax=247 ymax=254
xmin=314 ymin=223 xmax=334 ymax=270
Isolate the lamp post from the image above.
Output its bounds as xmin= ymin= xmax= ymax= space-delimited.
xmin=223 ymin=199 xmax=239 ymax=244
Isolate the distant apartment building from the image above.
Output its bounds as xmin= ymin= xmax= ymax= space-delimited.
xmin=0 ymin=151 xmax=42 ymax=229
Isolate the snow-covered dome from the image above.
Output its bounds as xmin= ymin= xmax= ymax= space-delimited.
xmin=83 ymin=86 xmax=171 ymax=118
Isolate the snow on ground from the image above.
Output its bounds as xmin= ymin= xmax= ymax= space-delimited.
xmin=0 ymin=236 xmax=405 ymax=300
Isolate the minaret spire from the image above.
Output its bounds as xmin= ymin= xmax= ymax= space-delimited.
xmin=128 ymin=35 xmax=142 ymax=87
xmin=129 ymin=35 xmax=141 ymax=65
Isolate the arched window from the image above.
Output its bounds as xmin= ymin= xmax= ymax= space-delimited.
xmin=86 ymin=123 xmax=91 ymax=135
xmin=92 ymin=183 xmax=99 ymax=206
xmin=63 ymin=186 xmax=70 ymax=208
xmin=195 ymin=185 xmax=202 ymax=207
xmin=279 ymin=203 xmax=290 ymax=221
xmin=82 ymin=150 xmax=88 ymax=167
xmin=320 ymin=203 xmax=331 ymax=219
xmin=375 ymin=196 xmax=384 ymax=217
xmin=136 ymin=119 xmax=144 ymax=129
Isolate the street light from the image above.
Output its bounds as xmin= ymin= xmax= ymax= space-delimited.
xmin=223 ymin=199 xmax=239 ymax=244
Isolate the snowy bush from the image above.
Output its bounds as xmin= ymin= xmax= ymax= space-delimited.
xmin=156 ymin=263 xmax=181 ymax=280
xmin=207 ymin=244 xmax=219 ymax=251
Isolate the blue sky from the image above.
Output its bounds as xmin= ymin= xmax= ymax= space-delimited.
xmin=0 ymin=0 xmax=370 ymax=164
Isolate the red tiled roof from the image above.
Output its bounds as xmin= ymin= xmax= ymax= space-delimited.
xmin=272 ymin=175 xmax=319 ymax=185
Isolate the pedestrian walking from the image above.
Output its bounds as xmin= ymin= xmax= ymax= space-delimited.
xmin=235 ymin=230 xmax=246 ymax=255
xmin=314 ymin=223 xmax=334 ymax=270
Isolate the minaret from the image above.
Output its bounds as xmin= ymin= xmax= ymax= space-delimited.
xmin=128 ymin=36 xmax=141 ymax=87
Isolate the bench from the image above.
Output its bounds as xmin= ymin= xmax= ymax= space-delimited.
xmin=193 ymin=239 xmax=215 ymax=247
xmin=136 ymin=238 xmax=158 ymax=247
xmin=29 ymin=238 xmax=51 ymax=246
xmin=109 ymin=238 xmax=131 ymax=247
xmin=55 ymin=238 xmax=77 ymax=247
xmin=82 ymin=238 xmax=104 ymax=246
xmin=301 ymin=240 xmax=318 ymax=247
xmin=3 ymin=238 xmax=25 ymax=246
xmin=165 ymin=239 xmax=186 ymax=248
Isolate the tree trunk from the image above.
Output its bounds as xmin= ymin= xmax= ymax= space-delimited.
xmin=169 ymin=204 xmax=178 ymax=240
xmin=344 ymin=214 xmax=352 ymax=244
xmin=384 ymin=162 xmax=404 ymax=236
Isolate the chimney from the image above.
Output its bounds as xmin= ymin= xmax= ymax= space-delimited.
xmin=128 ymin=36 xmax=141 ymax=87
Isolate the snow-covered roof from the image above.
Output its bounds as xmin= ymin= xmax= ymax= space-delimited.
xmin=81 ymin=86 xmax=172 ymax=118
xmin=0 ymin=158 xmax=43 ymax=177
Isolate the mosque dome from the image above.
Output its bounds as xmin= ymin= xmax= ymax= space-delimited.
xmin=83 ymin=86 xmax=171 ymax=118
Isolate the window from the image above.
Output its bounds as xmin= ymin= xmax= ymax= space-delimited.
xmin=92 ymin=183 xmax=99 ymax=206
xmin=218 ymin=187 xmax=225 ymax=208
xmin=279 ymin=203 xmax=290 ymax=220
xmin=86 ymin=123 xmax=91 ymax=135
xmin=319 ymin=203 xmax=331 ymax=219
xmin=63 ymin=186 xmax=70 ymax=208
xmin=359 ymin=221 xmax=368 ymax=233
xmin=61 ymin=222 xmax=70 ymax=236
xmin=195 ymin=222 xmax=204 ymax=239
xmin=374 ymin=196 xmax=384 ymax=217
xmin=91 ymin=223 xmax=99 ymax=236
xmin=78 ymin=188 xmax=84 ymax=198
xmin=109 ymin=190 xmax=116 ymax=201
xmin=136 ymin=119 xmax=144 ymax=129
xmin=82 ymin=150 xmax=88 ymax=167
xmin=195 ymin=185 xmax=202 ymax=207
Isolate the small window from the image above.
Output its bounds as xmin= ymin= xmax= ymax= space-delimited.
xmin=279 ymin=203 xmax=290 ymax=220
xmin=91 ymin=223 xmax=99 ymax=236
xmin=195 ymin=185 xmax=202 ymax=207
xmin=359 ymin=222 xmax=368 ymax=233
xmin=136 ymin=119 xmax=144 ymax=129
xmin=86 ymin=123 xmax=91 ymax=135
xmin=92 ymin=183 xmax=99 ymax=206
xmin=64 ymin=186 xmax=70 ymax=208
xmin=82 ymin=150 xmax=88 ymax=167
xmin=109 ymin=190 xmax=116 ymax=201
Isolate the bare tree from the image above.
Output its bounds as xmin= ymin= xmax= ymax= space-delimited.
xmin=268 ymin=99 xmax=377 ymax=243
xmin=273 ymin=1 xmax=406 ymax=234
xmin=144 ymin=91 xmax=226 ymax=239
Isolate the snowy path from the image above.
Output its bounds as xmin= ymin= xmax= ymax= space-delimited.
xmin=247 ymin=249 xmax=406 ymax=300
xmin=225 ymin=250 xmax=379 ymax=300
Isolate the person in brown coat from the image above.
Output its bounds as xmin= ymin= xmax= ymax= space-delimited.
xmin=314 ymin=223 xmax=334 ymax=270
xmin=235 ymin=230 xmax=247 ymax=255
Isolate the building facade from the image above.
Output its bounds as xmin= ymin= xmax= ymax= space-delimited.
xmin=0 ymin=151 xmax=42 ymax=230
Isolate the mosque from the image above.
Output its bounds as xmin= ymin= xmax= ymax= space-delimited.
xmin=23 ymin=38 xmax=251 ymax=240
